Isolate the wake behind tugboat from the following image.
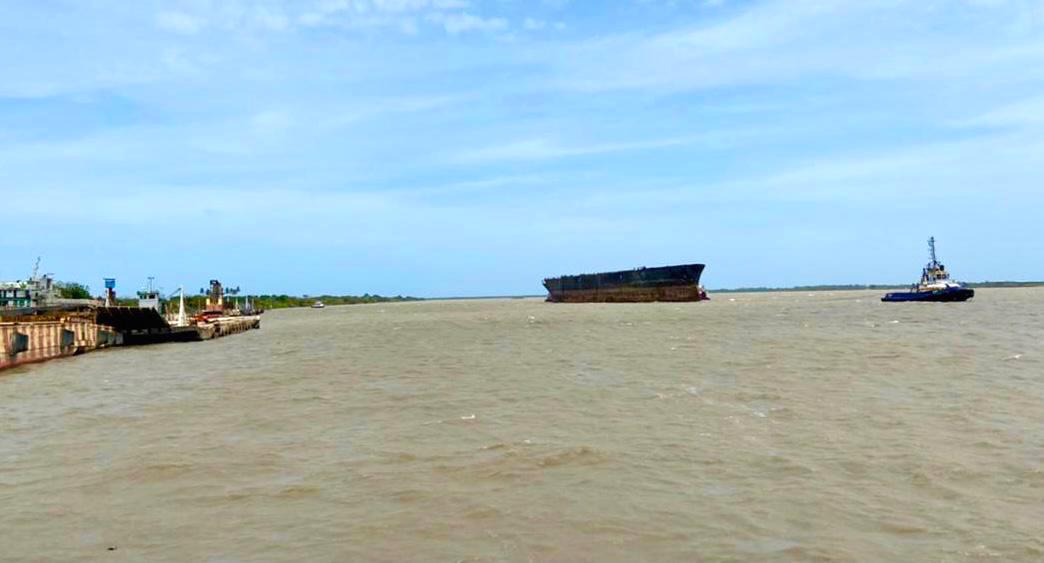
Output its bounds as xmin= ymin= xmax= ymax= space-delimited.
xmin=882 ymin=237 xmax=974 ymax=302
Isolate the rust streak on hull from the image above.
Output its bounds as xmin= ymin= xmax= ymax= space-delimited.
xmin=546 ymin=285 xmax=706 ymax=303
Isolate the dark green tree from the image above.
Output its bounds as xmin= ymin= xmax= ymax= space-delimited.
xmin=57 ymin=282 xmax=92 ymax=299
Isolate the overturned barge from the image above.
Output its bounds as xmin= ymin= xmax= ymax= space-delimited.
xmin=543 ymin=263 xmax=707 ymax=303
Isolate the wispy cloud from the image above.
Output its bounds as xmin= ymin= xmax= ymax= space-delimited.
xmin=582 ymin=130 xmax=1044 ymax=209
xmin=3 ymin=0 xmax=1044 ymax=291
xmin=549 ymin=0 xmax=1044 ymax=93
xmin=428 ymin=12 xmax=508 ymax=34
xmin=295 ymin=0 xmax=504 ymax=35
xmin=156 ymin=11 xmax=205 ymax=34
xmin=448 ymin=125 xmax=766 ymax=164
xmin=523 ymin=18 xmax=546 ymax=31
xmin=449 ymin=136 xmax=696 ymax=163
xmin=961 ymin=96 xmax=1044 ymax=127
xmin=324 ymin=94 xmax=467 ymax=126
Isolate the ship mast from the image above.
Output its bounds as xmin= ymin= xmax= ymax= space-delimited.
xmin=176 ymin=287 xmax=187 ymax=327
xmin=928 ymin=236 xmax=938 ymax=266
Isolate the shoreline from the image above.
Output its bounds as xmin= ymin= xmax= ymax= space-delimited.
xmin=281 ymin=283 xmax=1044 ymax=305
xmin=710 ymin=281 xmax=1044 ymax=294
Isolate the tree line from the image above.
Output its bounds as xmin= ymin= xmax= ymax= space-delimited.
xmin=170 ymin=293 xmax=420 ymax=311
xmin=54 ymin=281 xmax=419 ymax=310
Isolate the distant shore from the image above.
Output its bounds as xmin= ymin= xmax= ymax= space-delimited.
xmin=424 ymin=281 xmax=1044 ymax=300
xmin=150 ymin=294 xmax=422 ymax=311
xmin=711 ymin=281 xmax=1044 ymax=293
xmin=321 ymin=282 xmax=1044 ymax=302
xmin=103 ymin=282 xmax=1044 ymax=310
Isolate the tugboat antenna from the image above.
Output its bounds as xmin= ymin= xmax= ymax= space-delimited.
xmin=928 ymin=236 xmax=937 ymax=265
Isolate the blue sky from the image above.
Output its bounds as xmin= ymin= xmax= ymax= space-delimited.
xmin=2 ymin=0 xmax=1042 ymax=297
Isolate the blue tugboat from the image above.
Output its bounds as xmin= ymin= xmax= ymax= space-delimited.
xmin=882 ymin=237 xmax=974 ymax=302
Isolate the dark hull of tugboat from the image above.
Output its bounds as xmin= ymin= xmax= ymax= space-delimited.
xmin=881 ymin=287 xmax=974 ymax=302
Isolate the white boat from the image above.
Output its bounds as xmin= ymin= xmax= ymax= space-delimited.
xmin=311 ymin=300 xmax=326 ymax=309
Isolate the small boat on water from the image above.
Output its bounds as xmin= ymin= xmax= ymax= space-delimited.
xmin=311 ymin=300 xmax=326 ymax=309
xmin=882 ymin=237 xmax=974 ymax=302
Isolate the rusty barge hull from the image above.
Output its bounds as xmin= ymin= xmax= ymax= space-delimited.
xmin=544 ymin=285 xmax=706 ymax=303
xmin=1 ymin=306 xmax=260 ymax=372
xmin=543 ymin=263 xmax=706 ymax=303
xmin=1 ymin=317 xmax=119 ymax=371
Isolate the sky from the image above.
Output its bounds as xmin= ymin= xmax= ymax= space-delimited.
xmin=1 ymin=0 xmax=1043 ymax=297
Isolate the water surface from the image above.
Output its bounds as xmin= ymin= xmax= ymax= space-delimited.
xmin=2 ymin=289 xmax=1042 ymax=561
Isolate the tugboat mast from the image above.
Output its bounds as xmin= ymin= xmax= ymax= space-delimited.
xmin=928 ymin=236 xmax=938 ymax=266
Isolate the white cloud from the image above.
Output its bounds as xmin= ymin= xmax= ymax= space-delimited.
xmin=523 ymin=17 xmax=566 ymax=32
xmin=250 ymin=110 xmax=295 ymax=136
xmin=253 ymin=7 xmax=290 ymax=31
xmin=298 ymin=12 xmax=324 ymax=26
xmin=451 ymin=135 xmax=714 ymax=164
xmin=580 ymin=129 xmax=1044 ymax=212
xmin=324 ymin=94 xmax=467 ymax=127
xmin=432 ymin=0 xmax=470 ymax=8
xmin=429 ymin=12 xmax=508 ymax=34
xmin=156 ymin=11 xmax=205 ymax=34
xmin=292 ymin=0 xmax=492 ymax=34
xmin=523 ymin=18 xmax=546 ymax=31
xmin=550 ymin=0 xmax=1044 ymax=93
xmin=400 ymin=17 xmax=419 ymax=34
xmin=159 ymin=48 xmax=200 ymax=75
xmin=962 ymin=96 xmax=1044 ymax=127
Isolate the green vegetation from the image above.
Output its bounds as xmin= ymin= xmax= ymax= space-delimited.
xmin=161 ymin=293 xmax=421 ymax=312
xmin=250 ymin=294 xmax=421 ymax=310
xmin=56 ymin=282 xmax=91 ymax=299
xmin=966 ymin=281 xmax=1044 ymax=288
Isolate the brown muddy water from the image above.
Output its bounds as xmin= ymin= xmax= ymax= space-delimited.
xmin=1 ymin=289 xmax=1042 ymax=562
